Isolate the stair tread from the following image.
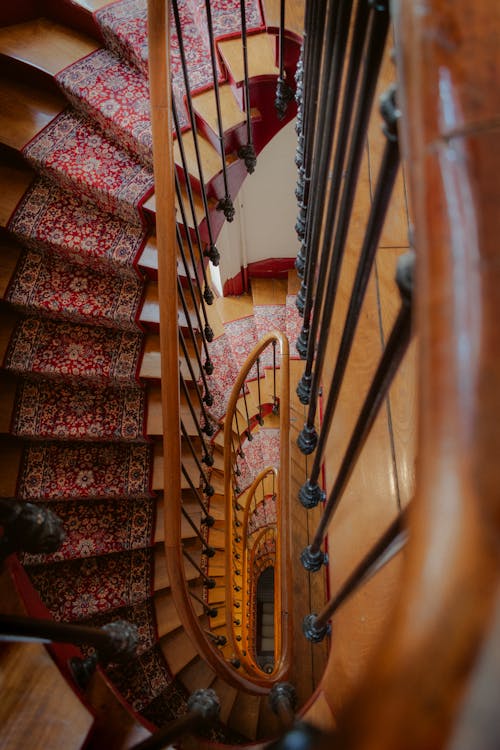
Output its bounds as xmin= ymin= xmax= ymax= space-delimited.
xmin=218 ymin=33 xmax=278 ymax=84
xmin=193 ymin=83 xmax=247 ymax=136
xmin=209 ymin=677 xmax=238 ymax=724
xmin=155 ymin=586 xmax=204 ymax=638
xmin=0 ymin=18 xmax=98 ymax=76
xmin=0 ymin=235 xmax=23 ymax=298
xmin=160 ymin=627 xmax=198 ymax=677
xmin=174 ymin=127 xmax=235 ymax=184
xmin=228 ymin=691 xmax=261 ymax=741
xmin=178 ymin=656 xmax=216 ymax=694
xmin=0 ymin=77 xmax=65 ymax=151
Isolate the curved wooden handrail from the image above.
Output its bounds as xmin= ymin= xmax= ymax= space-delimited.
xmin=224 ymin=332 xmax=292 ymax=685
xmin=324 ymin=2 xmax=500 ymax=748
xmin=149 ymin=0 xmax=283 ymax=696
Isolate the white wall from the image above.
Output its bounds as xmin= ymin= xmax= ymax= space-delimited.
xmin=215 ymin=118 xmax=300 ymax=291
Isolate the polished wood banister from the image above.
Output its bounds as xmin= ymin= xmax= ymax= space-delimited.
xmin=148 ymin=0 xmax=271 ymax=696
xmin=224 ymin=332 xmax=292 ymax=684
xmin=325 ymin=1 xmax=500 ymax=748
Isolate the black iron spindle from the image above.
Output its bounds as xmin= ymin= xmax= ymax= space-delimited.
xmin=241 ymin=385 xmax=253 ymax=440
xmin=177 ymin=275 xmax=213 ymax=375
xmin=189 ymin=589 xmax=218 ymax=618
xmin=179 ymin=326 xmax=212 ymax=410
xmin=181 ymin=507 xmax=215 ymax=557
xmin=256 ymin=357 xmax=264 ymax=424
xmin=181 ymin=465 xmax=214 ymax=525
xmin=303 ymin=512 xmax=408 ymax=642
xmin=172 ymin=99 xmax=217 ymax=296
xmin=180 ymin=421 xmax=214 ymax=496
xmin=296 ymin=0 xmax=357 ymax=297
xmin=175 ymin=188 xmax=214 ymax=344
xmin=272 ymin=340 xmax=279 ymax=414
xmin=295 ymin=0 xmax=341 ymax=273
xmin=183 ymin=547 xmax=216 ymax=588
xmin=275 ymin=0 xmax=294 ymax=119
xmin=178 ymin=328 xmax=215 ymax=436
xmin=203 ymin=0 xmax=234 ymax=221
xmin=297 ymin=2 xmax=391 ymax=446
xmin=300 ymin=251 xmax=414 ymax=572
xmin=171 ymin=0 xmax=221 ymax=264
xmin=0 ymin=500 xmax=65 ymax=563
xmin=238 ymin=0 xmax=257 ymax=173
xmin=299 ymin=85 xmax=401 ymax=507
xmin=180 ymin=376 xmax=213 ymax=466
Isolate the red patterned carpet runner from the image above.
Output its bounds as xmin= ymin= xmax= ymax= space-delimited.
xmin=56 ymin=49 xmax=153 ymax=168
xmin=12 ymin=379 xmax=146 ymax=441
xmin=17 ymin=442 xmax=152 ymax=501
xmin=6 ymin=248 xmax=144 ymax=330
xmin=4 ymin=318 xmax=143 ymax=383
xmin=22 ymin=111 xmax=154 ymax=226
xmin=286 ymin=293 xmax=302 ymax=360
xmin=25 ymin=548 xmax=153 ymax=621
xmin=22 ymin=498 xmax=155 ymax=564
xmin=7 ymin=177 xmax=148 ymax=274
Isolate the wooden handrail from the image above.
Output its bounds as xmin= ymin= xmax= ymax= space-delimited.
xmin=148 ymin=0 xmax=274 ymax=696
xmin=224 ymin=332 xmax=292 ymax=684
xmin=326 ymin=1 xmax=500 ymax=748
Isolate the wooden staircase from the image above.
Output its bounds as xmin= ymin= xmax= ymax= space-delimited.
xmin=0 ymin=0 xmax=304 ymax=747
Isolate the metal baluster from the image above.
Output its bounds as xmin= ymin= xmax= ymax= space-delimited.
xmin=256 ymin=356 xmax=264 ymax=424
xmin=181 ymin=507 xmax=215 ymax=557
xmin=275 ymin=0 xmax=294 ymax=119
xmin=177 ymin=275 xmax=213 ymax=375
xmin=301 ymin=252 xmax=414 ymax=571
xmin=180 ymin=421 xmax=214 ymax=496
xmin=295 ymin=0 xmax=343 ymax=276
xmin=241 ymin=384 xmax=253 ymax=440
xmin=272 ymin=340 xmax=279 ymax=414
xmin=180 ymin=375 xmax=213 ymax=466
xmin=299 ymin=84 xmax=401 ymax=507
xmin=297 ymin=2 xmax=390 ymax=447
xmin=181 ymin=465 xmax=214 ymax=525
xmin=238 ymin=0 xmax=257 ymax=173
xmin=303 ymin=513 xmax=408 ymax=642
xmin=171 ymin=0 xmax=220 ymax=264
xmin=179 ymin=324 xmax=213 ymax=408
xmin=178 ymin=328 xmax=215 ymax=436
xmin=189 ymin=589 xmax=218 ymax=618
xmin=234 ymin=407 xmax=245 ymax=456
xmin=269 ymin=683 xmax=298 ymax=729
xmin=296 ymin=0 xmax=360 ymax=306
xmin=203 ymin=0 xmax=234 ymax=221
xmin=0 ymin=500 xmax=65 ymax=563
xmin=175 ymin=186 xmax=214 ymax=344
xmin=172 ymin=100 xmax=216 ymax=298
xmin=183 ymin=547 xmax=216 ymax=589
xmin=204 ymin=630 xmax=227 ymax=647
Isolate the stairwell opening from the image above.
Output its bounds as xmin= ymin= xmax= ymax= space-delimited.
xmin=255 ymin=565 xmax=275 ymax=674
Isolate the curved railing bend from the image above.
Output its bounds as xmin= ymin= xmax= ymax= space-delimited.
xmin=224 ymin=332 xmax=292 ymax=683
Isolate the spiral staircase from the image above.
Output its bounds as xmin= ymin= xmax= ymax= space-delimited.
xmin=0 ymin=0 xmax=322 ymax=746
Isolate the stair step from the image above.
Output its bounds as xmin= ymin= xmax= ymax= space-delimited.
xmin=208 ymin=677 xmax=238 ymax=724
xmin=0 ymin=18 xmax=98 ymax=76
xmin=178 ymin=656 xmax=216 ymax=694
xmin=159 ymin=627 xmax=198 ymax=677
xmin=0 ymin=641 xmax=94 ymax=750
xmin=155 ymin=586 xmax=204 ymax=638
xmin=228 ymin=691 xmax=261 ymax=741
xmin=258 ymin=694 xmax=282 ymax=742
xmin=153 ymin=543 xmax=199 ymax=591
xmin=154 ymin=497 xmax=201 ymax=543
xmin=0 ymin=76 xmax=65 ymax=152
xmin=174 ymin=127 xmax=236 ymax=187
xmin=218 ymin=33 xmax=278 ymax=85
xmin=192 ymin=83 xmax=247 ymax=144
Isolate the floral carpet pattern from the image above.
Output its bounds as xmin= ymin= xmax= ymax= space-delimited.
xmin=13 ymin=380 xmax=146 ymax=441
xmin=6 ymin=248 xmax=144 ymax=330
xmin=22 ymin=498 xmax=155 ymax=564
xmin=17 ymin=442 xmax=152 ymax=501
xmin=286 ymin=293 xmax=303 ymax=360
xmin=23 ymin=110 xmax=154 ymax=226
xmin=7 ymin=177 xmax=148 ymax=273
xmin=4 ymin=318 xmax=143 ymax=383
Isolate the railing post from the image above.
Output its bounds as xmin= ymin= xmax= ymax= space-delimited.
xmin=0 ymin=499 xmax=65 ymax=563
